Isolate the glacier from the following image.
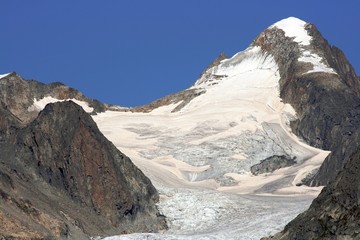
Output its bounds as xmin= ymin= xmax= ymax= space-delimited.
xmin=92 ymin=36 xmax=329 ymax=239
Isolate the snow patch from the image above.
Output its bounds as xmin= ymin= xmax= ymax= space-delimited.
xmin=270 ymin=17 xmax=311 ymax=45
xmin=0 ymin=73 xmax=10 ymax=79
xmin=194 ymin=46 xmax=277 ymax=88
xmin=27 ymin=96 xmax=94 ymax=113
xmin=299 ymin=51 xmax=337 ymax=74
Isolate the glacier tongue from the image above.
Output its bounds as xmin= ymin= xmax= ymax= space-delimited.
xmin=92 ymin=35 xmax=329 ymax=239
xmin=102 ymin=189 xmax=313 ymax=240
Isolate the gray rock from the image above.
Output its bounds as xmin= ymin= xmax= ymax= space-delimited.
xmin=250 ymin=155 xmax=296 ymax=176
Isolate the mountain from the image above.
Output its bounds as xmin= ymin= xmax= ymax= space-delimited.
xmin=137 ymin=17 xmax=360 ymax=187
xmin=0 ymin=74 xmax=166 ymax=238
xmin=120 ymin=17 xmax=360 ymax=188
xmin=1 ymin=16 xmax=360 ymax=239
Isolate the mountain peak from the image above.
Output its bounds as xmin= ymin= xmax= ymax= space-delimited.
xmin=269 ymin=17 xmax=311 ymax=45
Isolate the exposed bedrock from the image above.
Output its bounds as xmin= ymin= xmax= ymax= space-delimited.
xmin=0 ymin=101 xmax=167 ymax=239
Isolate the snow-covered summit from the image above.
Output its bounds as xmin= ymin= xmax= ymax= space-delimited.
xmin=270 ymin=17 xmax=311 ymax=45
xmin=193 ymin=16 xmax=336 ymax=94
xmin=267 ymin=17 xmax=336 ymax=75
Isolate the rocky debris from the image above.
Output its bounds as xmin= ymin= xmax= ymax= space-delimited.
xmin=0 ymin=101 xmax=167 ymax=239
xmin=262 ymin=144 xmax=360 ymax=240
xmin=0 ymin=72 xmax=106 ymax=124
xmin=254 ymin=21 xmax=360 ymax=186
xmin=250 ymin=155 xmax=296 ymax=175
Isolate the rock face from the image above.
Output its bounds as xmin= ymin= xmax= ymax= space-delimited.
xmin=253 ymin=19 xmax=360 ymax=186
xmin=263 ymin=145 xmax=360 ymax=240
xmin=0 ymin=100 xmax=166 ymax=239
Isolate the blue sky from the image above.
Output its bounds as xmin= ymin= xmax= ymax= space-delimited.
xmin=1 ymin=1 xmax=359 ymax=106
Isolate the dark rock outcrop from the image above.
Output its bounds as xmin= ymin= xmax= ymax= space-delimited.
xmin=263 ymin=145 xmax=360 ymax=240
xmin=250 ymin=155 xmax=296 ymax=176
xmin=0 ymin=101 xmax=166 ymax=239
xmin=254 ymin=22 xmax=360 ymax=186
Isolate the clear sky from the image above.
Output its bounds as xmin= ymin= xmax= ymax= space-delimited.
xmin=1 ymin=0 xmax=359 ymax=107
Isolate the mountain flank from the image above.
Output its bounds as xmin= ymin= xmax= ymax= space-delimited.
xmin=262 ymin=144 xmax=360 ymax=239
xmin=0 ymin=74 xmax=167 ymax=239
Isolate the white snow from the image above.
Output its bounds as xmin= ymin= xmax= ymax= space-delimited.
xmin=271 ymin=17 xmax=311 ymax=45
xmin=27 ymin=96 xmax=94 ymax=113
xmin=0 ymin=72 xmax=10 ymax=79
xmin=92 ymin=43 xmax=329 ymax=239
xmin=299 ymin=51 xmax=337 ymax=74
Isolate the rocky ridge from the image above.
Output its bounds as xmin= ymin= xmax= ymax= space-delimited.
xmin=0 ymin=72 xmax=107 ymax=124
xmin=1 ymin=16 xmax=360 ymax=239
xmin=0 ymin=74 xmax=167 ymax=239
